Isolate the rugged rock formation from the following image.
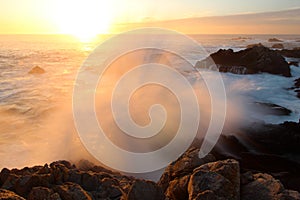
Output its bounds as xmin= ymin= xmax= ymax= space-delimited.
xmin=288 ymin=61 xmax=299 ymax=67
xmin=28 ymin=66 xmax=45 ymax=74
xmin=277 ymin=49 xmax=300 ymax=58
xmin=188 ymin=159 xmax=240 ymax=200
xmin=251 ymin=102 xmax=292 ymax=116
xmin=268 ymin=38 xmax=283 ymax=42
xmin=293 ymin=78 xmax=300 ymax=98
xmin=0 ymin=189 xmax=25 ymax=200
xmin=212 ymin=121 xmax=300 ymax=192
xmin=1 ymin=151 xmax=300 ymax=200
xmin=126 ymin=180 xmax=164 ymax=200
xmin=232 ymin=37 xmax=252 ymax=41
xmin=246 ymin=43 xmax=264 ymax=49
xmin=272 ymin=43 xmax=284 ymax=49
xmin=195 ymin=46 xmax=291 ymax=77
xmin=241 ymin=173 xmax=300 ymax=200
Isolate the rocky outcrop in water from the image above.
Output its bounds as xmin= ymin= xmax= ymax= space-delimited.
xmin=246 ymin=43 xmax=264 ymax=49
xmin=28 ymin=66 xmax=45 ymax=74
xmin=288 ymin=61 xmax=299 ymax=67
xmin=277 ymin=49 xmax=300 ymax=58
xmin=268 ymin=38 xmax=283 ymax=42
xmin=195 ymin=46 xmax=291 ymax=77
xmin=212 ymin=121 xmax=300 ymax=193
xmin=272 ymin=43 xmax=284 ymax=49
xmin=294 ymin=78 xmax=300 ymax=98
xmin=1 ymin=145 xmax=300 ymax=200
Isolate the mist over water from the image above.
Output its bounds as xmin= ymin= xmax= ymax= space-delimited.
xmin=0 ymin=34 xmax=299 ymax=178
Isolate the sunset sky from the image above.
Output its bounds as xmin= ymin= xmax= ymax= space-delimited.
xmin=0 ymin=0 xmax=300 ymax=35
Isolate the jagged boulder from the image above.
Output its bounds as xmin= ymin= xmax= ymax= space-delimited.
xmin=27 ymin=187 xmax=61 ymax=200
xmin=272 ymin=43 xmax=284 ymax=49
xmin=158 ymin=147 xmax=216 ymax=192
xmin=188 ymin=159 xmax=240 ymax=200
xmin=125 ymin=180 xmax=164 ymax=200
xmin=241 ymin=173 xmax=300 ymax=200
xmin=195 ymin=46 xmax=291 ymax=77
xmin=268 ymin=38 xmax=283 ymax=42
xmin=288 ymin=61 xmax=299 ymax=67
xmin=246 ymin=43 xmax=264 ymax=49
xmin=277 ymin=49 xmax=300 ymax=58
xmin=28 ymin=66 xmax=45 ymax=74
xmin=53 ymin=182 xmax=92 ymax=200
xmin=0 ymin=189 xmax=25 ymax=200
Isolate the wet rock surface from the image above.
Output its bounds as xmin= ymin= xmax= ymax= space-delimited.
xmin=195 ymin=46 xmax=291 ymax=77
xmin=277 ymin=49 xmax=300 ymax=58
xmin=293 ymin=78 xmax=300 ymax=98
xmin=272 ymin=43 xmax=284 ymax=49
xmin=212 ymin=121 xmax=300 ymax=193
xmin=28 ymin=66 xmax=45 ymax=74
xmin=268 ymin=38 xmax=283 ymax=42
xmin=1 ymin=146 xmax=300 ymax=200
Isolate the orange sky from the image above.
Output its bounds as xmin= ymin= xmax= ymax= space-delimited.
xmin=0 ymin=0 xmax=299 ymax=35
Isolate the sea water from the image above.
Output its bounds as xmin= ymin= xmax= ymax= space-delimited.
xmin=0 ymin=34 xmax=299 ymax=169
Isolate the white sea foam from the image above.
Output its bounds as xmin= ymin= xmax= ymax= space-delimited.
xmin=0 ymin=34 xmax=299 ymax=171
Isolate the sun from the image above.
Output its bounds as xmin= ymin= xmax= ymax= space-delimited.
xmin=51 ymin=0 xmax=113 ymax=41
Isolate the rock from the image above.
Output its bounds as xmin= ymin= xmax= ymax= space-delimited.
xmin=1 ymin=155 xmax=300 ymax=200
xmin=277 ymin=49 xmax=300 ymax=58
xmin=1 ymin=174 xmax=19 ymax=191
xmin=80 ymin=172 xmax=103 ymax=191
xmin=50 ymin=161 xmax=73 ymax=170
xmin=158 ymin=147 xmax=215 ymax=192
xmin=269 ymin=38 xmax=283 ymax=42
xmin=272 ymin=43 xmax=284 ymax=49
xmin=28 ymin=66 xmax=45 ymax=74
xmin=28 ymin=187 xmax=61 ymax=200
xmin=0 ymin=189 xmax=25 ymax=200
xmin=251 ymin=102 xmax=292 ymax=116
xmin=76 ymin=159 xmax=114 ymax=175
xmin=246 ymin=43 xmax=264 ymax=48
xmin=242 ymin=121 xmax=300 ymax=155
xmin=0 ymin=168 xmax=11 ymax=186
xmin=241 ymin=173 xmax=300 ymax=200
xmin=288 ymin=61 xmax=299 ymax=67
xmin=294 ymin=78 xmax=300 ymax=88
xmin=54 ymin=182 xmax=92 ymax=200
xmin=241 ymin=173 xmax=283 ymax=200
xmin=165 ymin=175 xmax=189 ymax=200
xmin=212 ymin=134 xmax=249 ymax=160
xmin=241 ymin=171 xmax=254 ymax=185
xmin=278 ymin=190 xmax=300 ymax=200
xmin=14 ymin=174 xmax=52 ymax=197
xmin=94 ymin=178 xmax=123 ymax=199
xmin=50 ymin=162 xmax=70 ymax=184
xmin=188 ymin=159 xmax=240 ymax=200
xmin=195 ymin=46 xmax=291 ymax=77
xmin=232 ymin=36 xmax=252 ymax=41
xmin=126 ymin=180 xmax=164 ymax=200
xmin=292 ymin=78 xmax=300 ymax=99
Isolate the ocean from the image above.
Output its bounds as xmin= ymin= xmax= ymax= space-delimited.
xmin=0 ymin=33 xmax=300 ymax=170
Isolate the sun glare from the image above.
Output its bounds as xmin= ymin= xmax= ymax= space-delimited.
xmin=52 ymin=0 xmax=113 ymax=41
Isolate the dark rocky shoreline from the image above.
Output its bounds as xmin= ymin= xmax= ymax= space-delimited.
xmin=195 ymin=45 xmax=300 ymax=77
xmin=1 ymin=121 xmax=300 ymax=200
xmin=1 ymin=146 xmax=300 ymax=200
xmin=1 ymin=147 xmax=300 ymax=200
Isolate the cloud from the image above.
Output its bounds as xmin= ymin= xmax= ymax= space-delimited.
xmin=113 ymin=8 xmax=300 ymax=34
